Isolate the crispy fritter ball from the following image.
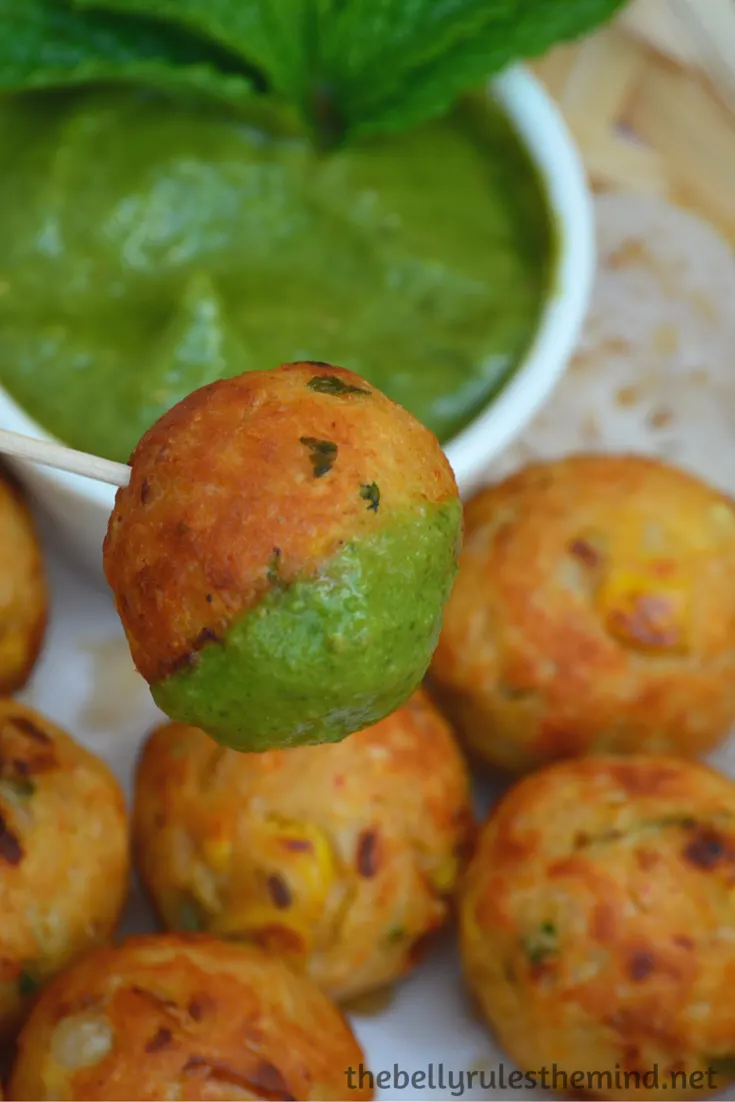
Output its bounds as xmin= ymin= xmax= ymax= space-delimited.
xmin=8 ymin=933 xmax=373 ymax=1101
xmin=460 ymin=755 xmax=735 ymax=1101
xmin=0 ymin=471 xmax=46 ymax=693
xmin=0 ymin=700 xmax=129 ymax=1043
xmin=429 ymin=454 xmax=735 ymax=775
xmin=104 ymin=362 xmax=461 ymax=753
xmin=133 ymin=690 xmax=475 ymax=1002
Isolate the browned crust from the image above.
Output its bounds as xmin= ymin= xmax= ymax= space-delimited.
xmin=0 ymin=469 xmax=48 ymax=693
xmin=132 ymin=689 xmax=475 ymax=1001
xmin=8 ymin=934 xmax=373 ymax=1101
xmin=104 ymin=363 xmax=457 ymax=683
xmin=0 ymin=699 xmax=129 ymax=1043
xmin=430 ymin=453 xmax=735 ymax=773
xmin=460 ymin=755 xmax=735 ymax=1102
xmin=0 ymin=599 xmax=47 ymax=696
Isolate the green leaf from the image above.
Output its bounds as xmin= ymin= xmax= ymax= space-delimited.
xmin=75 ymin=0 xmax=348 ymax=142
xmin=4 ymin=0 xmax=628 ymax=144
xmin=73 ymin=0 xmax=625 ymax=143
xmin=317 ymin=0 xmax=510 ymax=108
xmin=0 ymin=0 xmax=256 ymax=110
xmin=331 ymin=0 xmax=630 ymax=139
xmin=74 ymin=0 xmax=323 ymax=99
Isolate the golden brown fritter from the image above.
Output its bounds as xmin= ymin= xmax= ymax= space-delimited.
xmin=460 ymin=755 xmax=735 ymax=1101
xmin=8 ymin=933 xmax=373 ymax=1101
xmin=429 ymin=453 xmax=735 ymax=774
xmin=0 ymin=470 xmax=46 ymax=693
xmin=104 ymin=362 xmax=458 ymax=686
xmin=133 ymin=691 xmax=475 ymax=1001
xmin=0 ymin=700 xmax=129 ymax=1043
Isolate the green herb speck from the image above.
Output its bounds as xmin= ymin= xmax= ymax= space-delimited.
xmin=300 ymin=437 xmax=338 ymax=478
xmin=360 ymin=483 xmax=380 ymax=512
xmin=386 ymin=925 xmax=406 ymax=944
xmin=522 ymin=921 xmax=557 ymax=967
xmin=176 ymin=897 xmax=205 ymax=932
xmin=17 ymin=970 xmax=39 ymax=998
xmin=5 ymin=778 xmax=35 ymax=798
xmin=307 ymin=375 xmax=371 ymax=397
xmin=267 ymin=547 xmax=282 ymax=584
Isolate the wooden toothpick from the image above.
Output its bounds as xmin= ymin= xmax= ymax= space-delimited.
xmin=0 ymin=427 xmax=131 ymax=488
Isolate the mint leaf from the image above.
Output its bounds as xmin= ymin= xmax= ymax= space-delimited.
xmin=75 ymin=0 xmax=350 ymax=141
xmin=73 ymin=0 xmax=324 ymax=101
xmin=0 ymin=0 xmax=256 ymax=110
xmin=76 ymin=0 xmax=626 ymax=144
xmin=326 ymin=0 xmax=629 ymax=139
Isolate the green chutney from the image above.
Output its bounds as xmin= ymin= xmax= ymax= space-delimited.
xmin=0 ymin=88 xmax=553 ymax=460
xmin=152 ymin=498 xmax=462 ymax=751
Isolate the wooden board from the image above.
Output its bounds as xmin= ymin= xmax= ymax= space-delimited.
xmin=530 ymin=0 xmax=735 ymax=244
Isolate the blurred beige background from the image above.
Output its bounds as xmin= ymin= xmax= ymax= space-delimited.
xmin=531 ymin=0 xmax=735 ymax=244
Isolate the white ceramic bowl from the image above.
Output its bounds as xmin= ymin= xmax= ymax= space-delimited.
xmin=0 ymin=64 xmax=594 ymax=586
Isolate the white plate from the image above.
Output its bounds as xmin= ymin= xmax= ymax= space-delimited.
xmin=12 ymin=191 xmax=735 ymax=1101
xmin=20 ymin=513 xmax=735 ymax=1102
xmin=17 ymin=525 xmax=513 ymax=1102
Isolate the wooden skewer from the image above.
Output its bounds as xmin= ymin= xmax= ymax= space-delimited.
xmin=0 ymin=427 xmax=131 ymax=488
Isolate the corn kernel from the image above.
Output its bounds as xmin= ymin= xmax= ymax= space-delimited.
xmin=596 ymin=560 xmax=690 ymax=653
xmin=260 ymin=816 xmax=338 ymax=908
xmin=428 ymin=853 xmax=458 ymax=894
xmin=200 ymin=833 xmax=233 ymax=872
xmin=221 ymin=817 xmax=339 ymax=947
xmin=188 ymin=863 xmax=221 ymax=913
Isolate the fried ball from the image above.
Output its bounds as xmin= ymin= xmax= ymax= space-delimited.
xmin=0 ymin=470 xmax=46 ymax=693
xmin=0 ymin=700 xmax=129 ymax=1043
xmin=104 ymin=361 xmax=461 ymax=753
xmin=133 ymin=690 xmax=475 ymax=1002
xmin=429 ymin=453 xmax=735 ymax=775
xmin=460 ymin=755 xmax=735 ymax=1101
xmin=8 ymin=933 xmax=373 ymax=1101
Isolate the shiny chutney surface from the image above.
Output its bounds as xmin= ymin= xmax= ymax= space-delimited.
xmin=0 ymin=88 xmax=553 ymax=461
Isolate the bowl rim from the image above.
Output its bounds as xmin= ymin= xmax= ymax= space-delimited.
xmin=0 ymin=62 xmax=594 ymax=509
xmin=444 ymin=64 xmax=595 ymax=486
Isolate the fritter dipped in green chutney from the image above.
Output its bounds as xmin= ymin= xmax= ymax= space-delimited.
xmin=103 ymin=362 xmax=462 ymax=752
